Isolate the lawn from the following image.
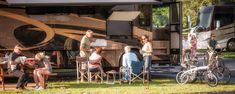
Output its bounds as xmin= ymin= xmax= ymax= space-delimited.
xmin=1 ymin=79 xmax=235 ymax=94
xmin=222 ymin=52 xmax=235 ymax=58
xmin=197 ymin=49 xmax=235 ymax=59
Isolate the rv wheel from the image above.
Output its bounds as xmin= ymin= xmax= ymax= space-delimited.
xmin=227 ymin=39 xmax=235 ymax=51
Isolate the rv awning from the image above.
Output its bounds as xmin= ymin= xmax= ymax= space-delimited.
xmin=6 ymin=0 xmax=162 ymax=6
xmin=108 ymin=11 xmax=140 ymax=21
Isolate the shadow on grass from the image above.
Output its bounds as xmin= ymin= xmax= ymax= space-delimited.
xmin=49 ymin=78 xmax=177 ymax=89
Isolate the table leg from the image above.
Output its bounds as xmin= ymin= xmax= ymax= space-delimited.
xmin=113 ymin=74 xmax=116 ymax=84
xmin=76 ymin=61 xmax=79 ymax=81
xmin=106 ymin=73 xmax=109 ymax=84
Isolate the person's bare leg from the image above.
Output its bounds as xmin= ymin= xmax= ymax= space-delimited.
xmin=33 ymin=70 xmax=39 ymax=86
xmin=182 ymin=50 xmax=185 ymax=64
xmin=81 ymin=71 xmax=84 ymax=82
xmin=190 ymin=49 xmax=194 ymax=61
xmin=37 ymin=70 xmax=45 ymax=88
xmin=37 ymin=70 xmax=50 ymax=88
xmin=42 ymin=71 xmax=50 ymax=88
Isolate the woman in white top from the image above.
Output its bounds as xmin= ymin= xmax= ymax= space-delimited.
xmin=88 ymin=47 xmax=106 ymax=76
xmin=141 ymin=35 xmax=153 ymax=77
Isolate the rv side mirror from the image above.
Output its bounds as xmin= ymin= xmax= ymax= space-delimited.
xmin=186 ymin=15 xmax=192 ymax=28
xmin=216 ymin=20 xmax=220 ymax=30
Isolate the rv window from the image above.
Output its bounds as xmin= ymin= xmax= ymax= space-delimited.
xmin=198 ymin=12 xmax=212 ymax=28
xmin=214 ymin=13 xmax=233 ymax=28
xmin=198 ymin=6 xmax=213 ymax=28
xmin=26 ymin=7 xmax=71 ymax=15
xmin=139 ymin=5 xmax=151 ymax=26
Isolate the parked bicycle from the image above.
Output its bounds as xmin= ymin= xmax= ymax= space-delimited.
xmin=176 ymin=65 xmax=218 ymax=87
xmin=209 ymin=49 xmax=231 ymax=84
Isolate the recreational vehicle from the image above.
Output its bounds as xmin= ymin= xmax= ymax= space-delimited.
xmin=0 ymin=0 xmax=182 ymax=69
xmin=192 ymin=4 xmax=235 ymax=51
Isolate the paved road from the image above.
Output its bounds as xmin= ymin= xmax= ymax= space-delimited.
xmin=151 ymin=57 xmax=235 ymax=84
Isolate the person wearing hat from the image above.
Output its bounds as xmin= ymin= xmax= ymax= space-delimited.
xmin=33 ymin=52 xmax=52 ymax=90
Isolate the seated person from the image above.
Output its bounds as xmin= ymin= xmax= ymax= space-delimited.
xmin=190 ymin=35 xmax=197 ymax=60
xmin=207 ymin=34 xmax=220 ymax=65
xmin=88 ymin=47 xmax=105 ymax=76
xmin=9 ymin=45 xmax=29 ymax=90
xmin=122 ymin=46 xmax=143 ymax=81
xmin=181 ymin=35 xmax=190 ymax=68
xmin=33 ymin=52 xmax=52 ymax=90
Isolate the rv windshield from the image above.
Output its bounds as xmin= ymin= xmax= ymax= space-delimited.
xmin=198 ymin=7 xmax=213 ymax=28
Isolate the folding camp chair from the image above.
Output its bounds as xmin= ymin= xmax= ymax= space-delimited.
xmin=88 ymin=67 xmax=104 ymax=83
xmin=119 ymin=61 xmax=146 ymax=84
xmin=76 ymin=56 xmax=89 ymax=82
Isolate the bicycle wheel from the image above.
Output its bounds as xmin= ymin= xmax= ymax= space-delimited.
xmin=176 ymin=71 xmax=188 ymax=84
xmin=187 ymin=71 xmax=197 ymax=83
xmin=204 ymin=71 xmax=218 ymax=87
xmin=213 ymin=67 xmax=231 ymax=84
xmin=221 ymin=67 xmax=231 ymax=84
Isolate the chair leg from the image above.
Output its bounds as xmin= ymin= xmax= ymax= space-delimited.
xmin=129 ymin=74 xmax=131 ymax=85
xmin=113 ymin=74 xmax=116 ymax=83
xmin=107 ymin=73 xmax=110 ymax=84
xmin=143 ymin=72 xmax=145 ymax=84
xmin=87 ymin=72 xmax=91 ymax=83
xmin=76 ymin=61 xmax=79 ymax=80
xmin=100 ymin=72 xmax=103 ymax=83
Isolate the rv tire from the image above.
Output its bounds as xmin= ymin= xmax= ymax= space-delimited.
xmin=227 ymin=39 xmax=235 ymax=51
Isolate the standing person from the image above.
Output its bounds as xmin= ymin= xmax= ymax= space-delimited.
xmin=80 ymin=30 xmax=94 ymax=58
xmin=79 ymin=30 xmax=94 ymax=82
xmin=140 ymin=35 xmax=153 ymax=81
xmin=33 ymin=52 xmax=52 ymax=90
xmin=9 ymin=45 xmax=29 ymax=89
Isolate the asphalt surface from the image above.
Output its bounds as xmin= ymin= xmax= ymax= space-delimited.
xmin=151 ymin=57 xmax=235 ymax=84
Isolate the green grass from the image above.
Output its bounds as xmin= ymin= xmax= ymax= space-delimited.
xmin=52 ymin=69 xmax=76 ymax=73
xmin=1 ymin=79 xmax=235 ymax=94
xmin=182 ymin=32 xmax=189 ymax=35
xmin=222 ymin=52 xmax=235 ymax=58
xmin=197 ymin=49 xmax=235 ymax=59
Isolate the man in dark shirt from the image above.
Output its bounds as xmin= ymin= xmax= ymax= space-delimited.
xmin=207 ymin=34 xmax=217 ymax=51
xmin=207 ymin=34 xmax=220 ymax=65
xmin=9 ymin=45 xmax=29 ymax=89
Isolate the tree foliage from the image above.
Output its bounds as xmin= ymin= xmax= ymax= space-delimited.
xmin=182 ymin=0 xmax=213 ymax=28
xmin=182 ymin=0 xmax=235 ymax=28
xmin=152 ymin=0 xmax=234 ymax=29
xmin=152 ymin=7 xmax=169 ymax=28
